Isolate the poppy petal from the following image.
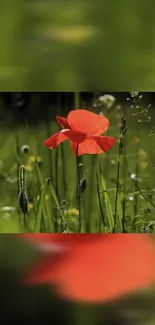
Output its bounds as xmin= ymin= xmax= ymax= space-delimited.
xmin=67 ymin=110 xmax=109 ymax=136
xmin=92 ymin=136 xmax=116 ymax=152
xmin=44 ymin=131 xmax=67 ymax=149
xmin=44 ymin=129 xmax=87 ymax=149
xmin=56 ymin=116 xmax=70 ymax=129
xmin=70 ymin=140 xmax=103 ymax=155
xmin=70 ymin=136 xmax=115 ymax=155
xmin=52 ymin=235 xmax=155 ymax=303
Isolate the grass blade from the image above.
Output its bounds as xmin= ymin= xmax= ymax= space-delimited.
xmin=98 ymin=156 xmax=114 ymax=232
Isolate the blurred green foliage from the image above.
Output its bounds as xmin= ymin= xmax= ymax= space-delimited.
xmin=0 ymin=0 xmax=155 ymax=90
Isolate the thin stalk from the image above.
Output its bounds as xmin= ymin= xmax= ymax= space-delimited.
xmin=45 ymin=99 xmax=53 ymax=184
xmin=122 ymin=146 xmax=126 ymax=232
xmin=76 ymin=144 xmax=81 ymax=233
xmin=96 ymin=172 xmax=107 ymax=232
xmin=74 ymin=92 xmax=82 ymax=232
xmin=61 ymin=93 xmax=67 ymax=199
xmin=114 ymin=110 xmax=127 ymax=233
xmin=122 ymin=107 xmax=127 ymax=232
xmin=98 ymin=156 xmax=114 ymax=232
xmin=134 ymin=119 xmax=140 ymax=216
xmin=55 ymin=94 xmax=61 ymax=197
xmin=113 ymin=145 xmax=121 ymax=232
xmin=86 ymin=155 xmax=96 ymax=231
xmin=54 ymin=94 xmax=61 ymax=232
xmin=60 ymin=144 xmax=67 ymax=198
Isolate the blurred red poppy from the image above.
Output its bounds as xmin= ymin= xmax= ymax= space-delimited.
xmin=44 ymin=110 xmax=115 ymax=156
xmin=17 ymin=234 xmax=155 ymax=303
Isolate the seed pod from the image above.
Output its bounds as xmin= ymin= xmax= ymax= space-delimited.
xmin=80 ymin=177 xmax=87 ymax=193
xmin=18 ymin=190 xmax=28 ymax=214
xmin=18 ymin=166 xmax=28 ymax=215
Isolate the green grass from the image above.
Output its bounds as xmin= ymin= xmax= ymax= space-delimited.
xmin=0 ymin=101 xmax=155 ymax=233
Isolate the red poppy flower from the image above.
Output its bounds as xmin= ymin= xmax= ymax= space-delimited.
xmin=17 ymin=234 xmax=155 ymax=303
xmin=44 ymin=110 xmax=115 ymax=156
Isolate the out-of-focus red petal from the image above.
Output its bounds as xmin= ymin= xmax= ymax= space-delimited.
xmin=52 ymin=235 xmax=155 ymax=303
xmin=70 ymin=136 xmax=115 ymax=155
xmin=23 ymin=255 xmax=64 ymax=284
xmin=44 ymin=130 xmax=87 ymax=149
xmin=67 ymin=110 xmax=109 ymax=136
xmin=56 ymin=116 xmax=70 ymax=129
xmin=19 ymin=234 xmax=155 ymax=303
xmin=20 ymin=235 xmax=105 ymax=284
xmin=17 ymin=234 xmax=56 ymax=243
xmin=17 ymin=234 xmax=104 ymax=249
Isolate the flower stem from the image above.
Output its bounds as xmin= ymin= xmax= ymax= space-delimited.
xmin=76 ymin=144 xmax=81 ymax=233
xmin=114 ymin=109 xmax=127 ymax=233
xmin=113 ymin=151 xmax=121 ymax=232
xmin=122 ymin=144 xmax=126 ymax=232
xmin=122 ymin=107 xmax=127 ymax=232
xmin=134 ymin=114 xmax=140 ymax=216
xmin=74 ymin=92 xmax=82 ymax=232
